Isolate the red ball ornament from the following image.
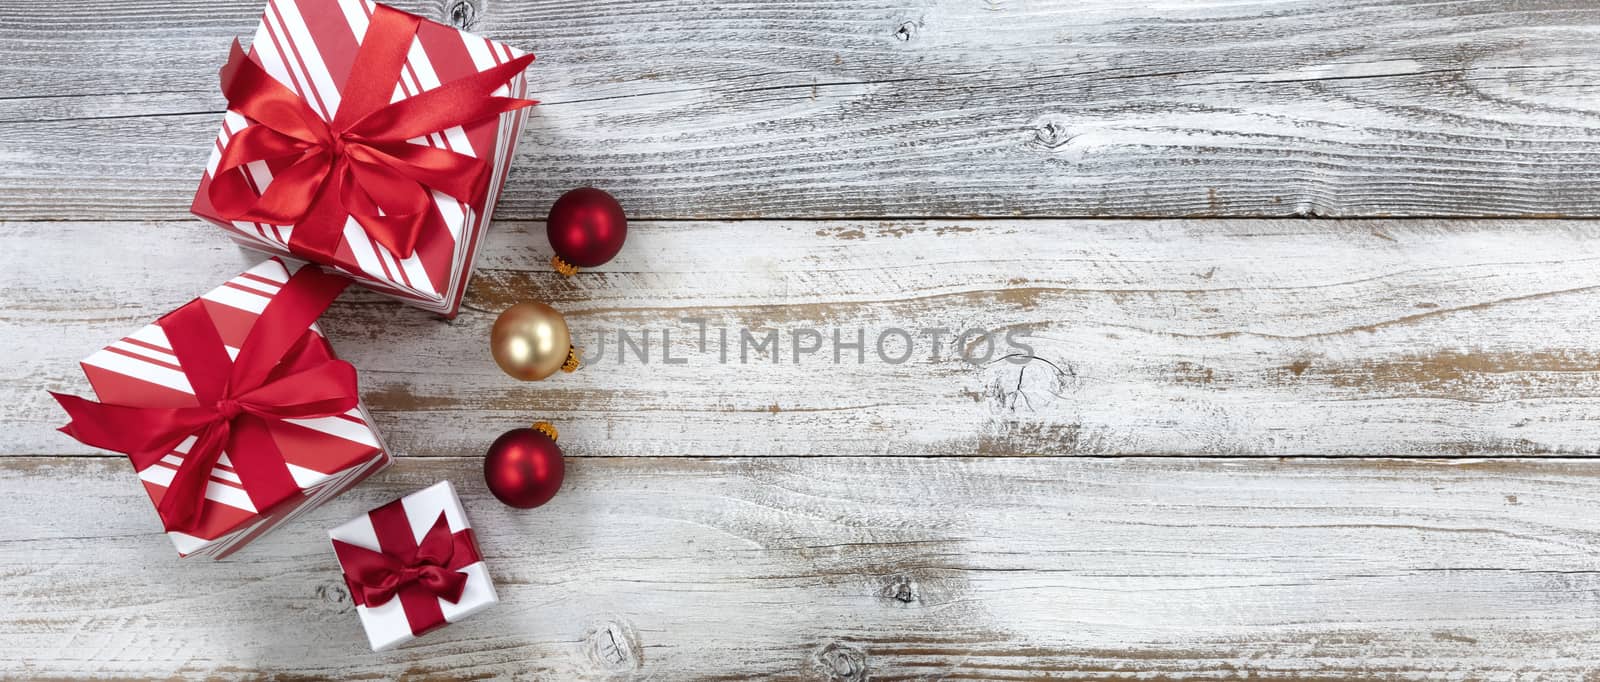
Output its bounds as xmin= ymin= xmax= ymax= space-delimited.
xmin=484 ymin=422 xmax=565 ymax=509
xmin=547 ymin=187 xmax=626 ymax=276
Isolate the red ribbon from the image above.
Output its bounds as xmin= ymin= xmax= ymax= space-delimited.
xmin=333 ymin=504 xmax=482 ymax=635
xmin=51 ymin=266 xmax=355 ymax=533
xmin=208 ymin=5 xmax=537 ymax=261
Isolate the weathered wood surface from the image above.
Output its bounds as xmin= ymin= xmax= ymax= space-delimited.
xmin=10 ymin=218 xmax=1600 ymax=459
xmin=7 ymin=0 xmax=1600 ymax=676
xmin=5 ymin=455 xmax=1600 ymax=680
xmin=4 ymin=0 xmax=1600 ymax=219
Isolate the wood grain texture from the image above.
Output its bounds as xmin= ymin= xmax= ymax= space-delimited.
xmin=5 ymin=455 xmax=1600 ymax=680
xmin=5 ymin=0 xmax=1599 ymax=675
xmin=8 ymin=218 xmax=1600 ymax=459
xmin=4 ymin=0 xmax=1600 ymax=219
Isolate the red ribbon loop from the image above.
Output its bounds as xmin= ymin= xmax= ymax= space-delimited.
xmin=208 ymin=5 xmax=537 ymax=260
xmin=334 ymin=504 xmax=484 ymax=637
xmin=335 ymin=513 xmax=476 ymax=608
xmin=51 ymin=266 xmax=355 ymax=533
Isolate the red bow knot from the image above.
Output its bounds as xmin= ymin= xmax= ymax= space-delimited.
xmin=52 ymin=266 xmax=355 ymax=534
xmin=214 ymin=398 xmax=244 ymax=420
xmin=208 ymin=5 xmax=537 ymax=261
xmin=342 ymin=513 xmax=472 ymax=607
xmin=361 ymin=563 xmax=464 ymax=606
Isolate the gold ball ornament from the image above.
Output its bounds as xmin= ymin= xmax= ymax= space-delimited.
xmin=491 ymin=302 xmax=580 ymax=381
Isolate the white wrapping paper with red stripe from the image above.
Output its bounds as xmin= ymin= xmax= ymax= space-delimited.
xmin=329 ymin=480 xmax=497 ymax=651
xmin=191 ymin=0 xmax=532 ymax=317
xmin=77 ymin=259 xmax=391 ymax=558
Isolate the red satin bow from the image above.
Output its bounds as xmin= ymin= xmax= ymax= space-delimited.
xmin=334 ymin=512 xmax=477 ymax=609
xmin=208 ymin=4 xmax=537 ymax=261
xmin=51 ymin=266 xmax=355 ymax=533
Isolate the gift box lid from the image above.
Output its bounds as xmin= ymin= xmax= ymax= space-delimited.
xmin=75 ymin=258 xmax=386 ymax=555
xmin=191 ymin=0 xmax=535 ymax=317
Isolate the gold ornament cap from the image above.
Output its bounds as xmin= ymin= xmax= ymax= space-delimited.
xmin=551 ymin=255 xmax=579 ymax=277
xmin=562 ymin=346 xmax=580 ymax=372
xmin=532 ymin=421 xmax=559 ymax=441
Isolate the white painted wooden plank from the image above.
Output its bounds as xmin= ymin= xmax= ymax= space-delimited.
xmin=2 ymin=0 xmax=1600 ymax=218
xmin=8 ymin=218 xmax=1600 ymax=458
xmin=2 ymin=455 xmax=1598 ymax=679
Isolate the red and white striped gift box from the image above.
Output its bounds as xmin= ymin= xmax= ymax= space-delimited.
xmin=76 ymin=259 xmax=391 ymax=558
xmin=190 ymin=0 xmax=532 ymax=317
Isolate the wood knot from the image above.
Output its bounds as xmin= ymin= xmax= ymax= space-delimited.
xmin=986 ymin=353 xmax=1075 ymax=414
xmin=315 ymin=581 xmax=353 ymax=614
xmin=446 ymin=0 xmax=478 ymax=30
xmin=583 ymin=619 xmax=643 ymax=674
xmin=894 ymin=21 xmax=918 ymax=41
xmin=1033 ymin=119 xmax=1075 ymax=149
xmin=1291 ymin=201 xmax=1325 ymax=218
xmin=880 ymin=575 xmax=920 ymax=606
xmin=810 ymin=642 xmax=867 ymax=682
